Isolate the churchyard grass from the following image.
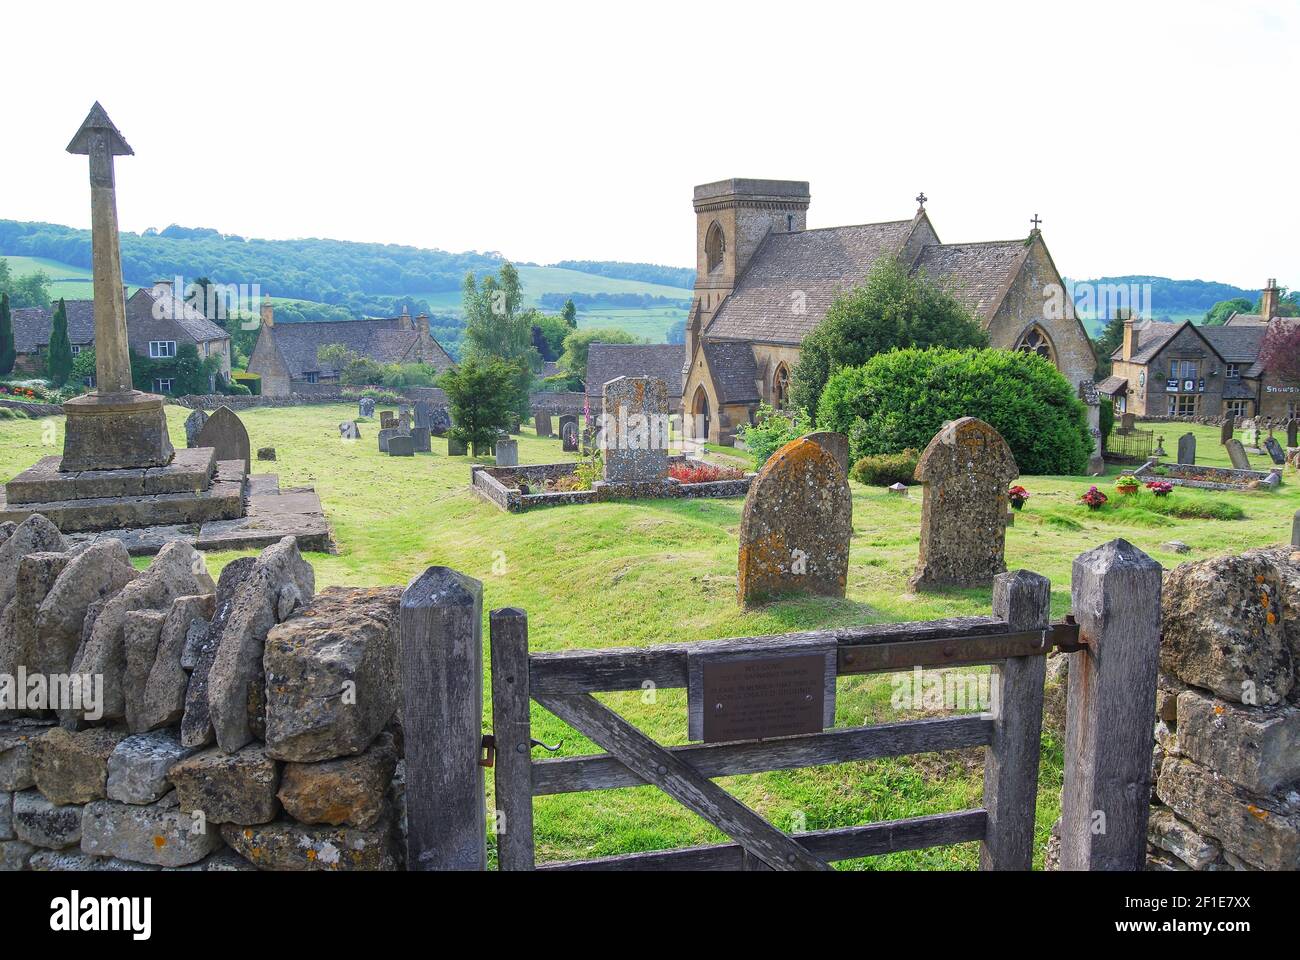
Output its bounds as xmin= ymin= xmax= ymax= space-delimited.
xmin=2 ymin=405 xmax=1295 ymax=869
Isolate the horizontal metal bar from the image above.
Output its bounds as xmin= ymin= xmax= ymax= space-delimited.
xmin=530 ymin=714 xmax=994 ymax=796
xmin=535 ymin=809 xmax=989 ymax=871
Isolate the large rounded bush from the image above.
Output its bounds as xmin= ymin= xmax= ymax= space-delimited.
xmin=817 ymin=347 xmax=1092 ymax=475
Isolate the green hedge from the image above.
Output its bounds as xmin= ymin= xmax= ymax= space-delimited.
xmin=849 ymin=449 xmax=920 ymax=486
xmin=231 ymin=372 xmax=261 ymax=396
xmin=818 ymin=347 xmax=1092 ymax=476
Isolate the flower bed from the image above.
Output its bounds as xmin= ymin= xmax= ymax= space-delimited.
xmin=472 ymin=456 xmax=754 ymax=512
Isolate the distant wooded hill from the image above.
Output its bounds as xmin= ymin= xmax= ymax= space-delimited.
xmin=1064 ymin=275 xmax=1257 ymax=318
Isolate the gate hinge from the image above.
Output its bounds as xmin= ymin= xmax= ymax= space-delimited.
xmin=479 ymin=734 xmax=496 ymax=768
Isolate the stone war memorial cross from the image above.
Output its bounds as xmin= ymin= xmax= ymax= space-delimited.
xmin=909 ymin=417 xmax=1019 ymax=592
xmin=736 ymin=433 xmax=852 ymax=608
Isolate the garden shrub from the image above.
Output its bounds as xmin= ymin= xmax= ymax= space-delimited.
xmin=736 ymin=403 xmax=812 ymax=469
xmin=849 ymin=449 xmax=920 ymax=486
xmin=818 ymin=347 xmax=1092 ymax=475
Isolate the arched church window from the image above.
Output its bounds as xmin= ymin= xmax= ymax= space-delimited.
xmin=772 ymin=363 xmax=790 ymax=409
xmin=1015 ymin=325 xmax=1056 ymax=364
xmin=705 ymin=222 xmax=726 ymax=274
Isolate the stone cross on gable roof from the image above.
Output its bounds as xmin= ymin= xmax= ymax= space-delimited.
xmin=1030 ymin=213 xmax=1042 ymax=231
xmin=915 ymin=191 xmax=928 ymax=209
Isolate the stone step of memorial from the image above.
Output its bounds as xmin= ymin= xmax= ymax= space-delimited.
xmin=4 ymin=447 xmax=219 ymax=504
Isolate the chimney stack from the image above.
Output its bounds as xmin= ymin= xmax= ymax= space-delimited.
xmin=261 ymin=296 xmax=274 ymax=328
xmin=1260 ymin=278 xmax=1280 ymax=320
xmin=1120 ymin=308 xmax=1136 ymax=361
xmin=151 ymin=278 xmax=173 ymax=299
xmin=400 ymin=304 xmax=412 ymax=332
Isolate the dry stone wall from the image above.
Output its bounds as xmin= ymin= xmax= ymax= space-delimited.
xmin=0 ymin=514 xmax=406 ymax=871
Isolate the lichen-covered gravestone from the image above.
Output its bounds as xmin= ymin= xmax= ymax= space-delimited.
xmin=195 ymin=406 xmax=251 ymax=473
xmin=736 ymin=436 xmax=852 ymax=607
xmin=428 ymin=406 xmax=451 ymax=437
xmin=358 ymin=397 xmax=375 ymax=419
xmin=1225 ymin=438 xmax=1252 ymax=471
xmin=909 ymin=417 xmax=1019 ymax=592
xmin=184 ymin=409 xmax=208 ymax=449
xmin=535 ymin=412 xmax=553 ymax=438
xmin=340 ymin=421 xmax=360 ymax=440
xmin=600 ymin=376 xmax=669 ymax=483
xmin=1177 ymin=432 xmax=1196 ymax=465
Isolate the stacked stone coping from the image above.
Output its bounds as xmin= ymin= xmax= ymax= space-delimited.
xmin=0 ymin=398 xmax=65 ymax=418
xmin=1144 ymin=545 xmax=1300 ymax=872
xmin=1135 ymin=458 xmax=1283 ymax=492
xmin=470 ymin=456 xmax=753 ymax=513
xmin=0 ymin=514 xmax=405 ymax=872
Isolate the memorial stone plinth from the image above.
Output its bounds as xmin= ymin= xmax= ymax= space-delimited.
xmin=61 ymin=390 xmax=175 ymax=472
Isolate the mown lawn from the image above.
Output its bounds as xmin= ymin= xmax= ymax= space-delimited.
xmin=2 ymin=406 xmax=1296 ymax=869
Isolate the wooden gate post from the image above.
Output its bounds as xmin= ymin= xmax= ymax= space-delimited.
xmin=1060 ymin=538 xmax=1162 ymax=870
xmin=400 ymin=566 xmax=486 ymax=870
xmin=981 ymin=569 xmax=1050 ymax=870
xmin=490 ymin=607 xmax=535 ymax=870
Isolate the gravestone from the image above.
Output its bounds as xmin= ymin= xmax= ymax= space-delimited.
xmin=1241 ymin=418 xmax=1260 ymax=451
xmin=428 ymin=406 xmax=451 ymax=437
xmin=737 ymin=436 xmax=852 ymax=607
xmin=600 ymin=376 xmax=669 ymax=483
xmin=378 ymin=428 xmax=404 ymax=453
xmin=1085 ymin=402 xmax=1105 ymax=476
xmin=1220 ymin=415 xmax=1235 ymax=445
xmin=195 ymin=407 xmax=251 ymax=473
xmin=1176 ymin=432 xmax=1196 ymax=465
xmin=1264 ymin=436 xmax=1286 ymax=465
xmin=257 ymin=446 xmax=276 ymax=461
xmin=561 ymin=422 xmax=578 ymax=452
xmin=388 ymin=435 xmax=414 ymax=457
xmin=398 ymin=411 xmax=412 ymax=432
xmin=535 ymin=412 xmax=553 ymax=438
xmin=558 ymin=414 xmax=577 ymax=436
xmin=1120 ymin=412 xmax=1136 ymax=433
xmin=380 ymin=411 xmax=397 ymax=430
xmin=1153 ymin=436 xmax=1166 ymax=458
xmin=184 ymin=409 xmax=208 ymax=448
xmin=1225 ymin=438 xmax=1252 ymax=471
xmin=448 ymin=436 xmax=467 ymax=456
xmin=909 ymin=417 xmax=1019 ymax=592
xmin=1293 ymin=510 xmax=1299 ymax=548
xmin=413 ymin=401 xmax=434 ymax=429
xmin=358 ymin=397 xmax=375 ymax=419
xmin=802 ymin=431 xmax=849 ymax=476
xmin=339 ymin=421 xmax=360 ymax=440
xmin=1288 ymin=418 xmax=1298 ymax=448
xmin=411 ymin=426 xmax=431 ymax=453
xmin=495 ymin=438 xmax=519 ymax=467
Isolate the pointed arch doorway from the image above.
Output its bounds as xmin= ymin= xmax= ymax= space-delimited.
xmin=692 ymin=385 xmax=711 ymax=445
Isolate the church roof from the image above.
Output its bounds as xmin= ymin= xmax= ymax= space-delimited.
xmin=264 ymin=317 xmax=455 ymax=379
xmin=701 ymin=340 xmax=759 ymax=403
xmin=912 ymin=241 xmax=1029 ymax=319
xmin=702 ymin=220 xmax=915 ymax=344
xmin=586 ymin=343 xmax=684 ymax=400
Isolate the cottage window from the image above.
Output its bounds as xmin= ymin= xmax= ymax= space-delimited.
xmin=149 ymin=341 xmax=177 ymax=359
xmin=1225 ymin=363 xmax=1241 ymax=379
xmin=152 ymin=378 xmax=174 ymax=394
xmin=1224 ymin=399 xmax=1250 ymax=419
xmin=304 ymin=372 xmax=319 ymax=384
xmin=70 ymin=344 xmax=81 ymax=356
xmin=1170 ymin=359 xmax=1198 ymax=381
xmin=1168 ymin=394 xmax=1199 ymax=417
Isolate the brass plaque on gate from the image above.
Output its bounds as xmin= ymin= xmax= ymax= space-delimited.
xmin=700 ymin=654 xmax=827 ymax=743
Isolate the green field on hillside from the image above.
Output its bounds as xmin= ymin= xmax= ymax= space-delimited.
xmin=3 ymin=408 xmax=1294 ymax=869
xmin=1 ymin=254 xmax=140 ymax=299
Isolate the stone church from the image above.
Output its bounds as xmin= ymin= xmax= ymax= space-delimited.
xmin=680 ymin=178 xmax=1095 ymax=443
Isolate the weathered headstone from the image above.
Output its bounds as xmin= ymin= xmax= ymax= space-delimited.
xmin=399 ymin=411 xmax=412 ymax=432
xmin=388 ymin=435 xmax=414 ymax=457
xmin=257 ymin=446 xmax=276 ymax=461
xmin=428 ymin=406 xmax=451 ymax=437
xmin=377 ymin=428 xmax=403 ymax=453
xmin=535 ymin=412 xmax=553 ymax=438
xmin=802 ymin=432 xmax=849 ymax=476
xmin=411 ymin=426 xmax=431 ymax=453
xmin=1224 ymin=438 xmax=1252 ymax=471
xmin=507 ymin=413 xmax=521 ymax=435
xmin=737 ymin=436 xmax=852 ymax=607
xmin=1264 ymin=436 xmax=1287 ymax=465
xmin=1287 ymin=418 xmax=1298 ymax=449
xmin=413 ymin=400 xmax=434 ymax=430
xmin=448 ymin=436 xmax=467 ymax=456
xmin=558 ymin=414 xmax=577 ymax=436
xmin=1120 ymin=412 xmax=1136 ymax=433
xmin=339 ymin=421 xmax=360 ymax=440
xmin=1176 ymin=432 xmax=1196 ymax=465
xmin=380 ymin=411 xmax=397 ymax=430
xmin=909 ymin=417 xmax=1019 ymax=592
xmin=495 ymin=438 xmax=519 ymax=467
xmin=600 ymin=376 xmax=669 ymax=483
xmin=1220 ymin=415 xmax=1235 ymax=445
xmin=195 ymin=406 xmax=251 ymax=473
xmin=184 ymin=409 xmax=208 ymax=448
xmin=561 ymin=422 xmax=578 ymax=452
xmin=358 ymin=397 xmax=375 ymax=419
xmin=1293 ymin=510 xmax=1299 ymax=548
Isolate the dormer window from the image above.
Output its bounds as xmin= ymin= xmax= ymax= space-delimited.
xmin=705 ymin=221 xmax=726 ymax=274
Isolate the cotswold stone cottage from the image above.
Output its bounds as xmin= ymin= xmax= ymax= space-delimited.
xmin=247 ymin=300 xmax=456 ymax=396
xmin=9 ymin=280 xmax=231 ymax=390
xmin=1101 ymin=281 xmax=1298 ymax=421
xmin=680 ymin=179 xmax=1095 ymax=444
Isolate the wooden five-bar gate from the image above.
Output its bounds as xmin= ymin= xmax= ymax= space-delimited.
xmin=400 ymin=538 xmax=1163 ymax=872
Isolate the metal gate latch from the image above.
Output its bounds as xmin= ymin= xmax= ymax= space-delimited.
xmin=479 ymin=735 xmax=496 ymax=768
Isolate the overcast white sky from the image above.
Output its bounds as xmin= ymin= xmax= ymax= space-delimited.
xmin=2 ymin=0 xmax=1295 ymax=289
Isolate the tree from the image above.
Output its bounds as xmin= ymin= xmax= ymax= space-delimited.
xmin=439 ymin=357 xmax=516 ymax=456
xmin=561 ymin=298 xmax=578 ymax=328
xmin=791 ymin=255 xmax=988 ymax=416
xmin=46 ymin=298 xmax=74 ymax=386
xmin=558 ymin=327 xmax=641 ymax=382
xmin=0 ymin=293 xmax=15 ymax=376
xmin=462 ymin=262 xmax=540 ymax=416
xmin=318 ymin=342 xmax=359 ymax=372
xmin=1090 ymin=313 xmax=1127 ymax=377
xmin=1259 ymin=320 xmax=1300 ymax=383
xmin=71 ymin=346 xmax=95 ymax=388
xmin=530 ymin=311 xmax=571 ymax=361
xmin=1203 ymin=297 xmax=1255 ymax=326
xmin=816 ymin=347 xmax=1092 ymax=476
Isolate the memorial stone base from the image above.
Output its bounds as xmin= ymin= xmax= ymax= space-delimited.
xmin=60 ymin=391 xmax=175 ymax=471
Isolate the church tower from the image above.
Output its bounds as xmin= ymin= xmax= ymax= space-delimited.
xmin=685 ymin=178 xmax=810 ymax=376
